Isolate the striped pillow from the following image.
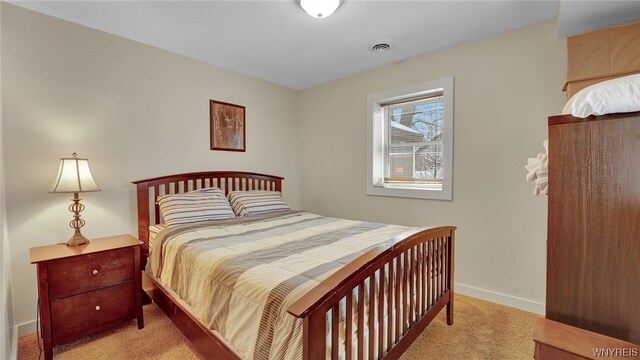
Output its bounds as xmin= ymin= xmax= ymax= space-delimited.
xmin=157 ymin=188 xmax=235 ymax=227
xmin=227 ymin=190 xmax=290 ymax=217
xmin=188 ymin=187 xmax=226 ymax=196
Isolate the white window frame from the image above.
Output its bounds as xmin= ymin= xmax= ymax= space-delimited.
xmin=366 ymin=77 xmax=454 ymax=200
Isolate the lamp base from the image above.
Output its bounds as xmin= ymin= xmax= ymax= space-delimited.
xmin=66 ymin=193 xmax=90 ymax=247
xmin=67 ymin=232 xmax=90 ymax=247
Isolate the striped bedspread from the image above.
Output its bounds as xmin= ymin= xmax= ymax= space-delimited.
xmin=147 ymin=211 xmax=417 ymax=360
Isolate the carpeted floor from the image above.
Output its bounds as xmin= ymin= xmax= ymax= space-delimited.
xmin=18 ymin=294 xmax=540 ymax=360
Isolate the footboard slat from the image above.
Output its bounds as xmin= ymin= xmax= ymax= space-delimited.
xmin=444 ymin=237 xmax=448 ymax=293
xmin=332 ymin=305 xmax=339 ymax=360
xmin=386 ymin=263 xmax=394 ymax=350
xmin=436 ymin=238 xmax=440 ymax=302
xmin=368 ymin=275 xmax=376 ymax=360
xmin=331 ymin=304 xmax=340 ymax=359
xmin=440 ymin=237 xmax=444 ymax=300
xmin=429 ymin=240 xmax=434 ymax=308
xmin=402 ymin=251 xmax=409 ymax=335
xmin=346 ymin=292 xmax=353 ymax=360
xmin=287 ymin=226 xmax=456 ymax=360
xmin=416 ymin=245 xmax=422 ymax=318
xmin=357 ymin=283 xmax=365 ymax=360
xmin=420 ymin=242 xmax=426 ymax=316
xmin=377 ymin=267 xmax=385 ymax=358
xmin=439 ymin=239 xmax=442 ymax=302
xmin=409 ymin=247 xmax=416 ymax=324
xmin=446 ymin=232 xmax=455 ymax=325
xmin=394 ymin=258 xmax=401 ymax=343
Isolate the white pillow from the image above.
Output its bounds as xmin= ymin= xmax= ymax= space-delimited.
xmin=563 ymin=74 xmax=640 ymax=118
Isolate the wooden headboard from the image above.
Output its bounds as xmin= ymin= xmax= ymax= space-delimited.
xmin=132 ymin=171 xmax=283 ymax=257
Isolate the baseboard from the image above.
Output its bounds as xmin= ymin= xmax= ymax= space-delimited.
xmin=17 ymin=320 xmax=37 ymax=337
xmin=455 ymin=282 xmax=545 ymax=315
xmin=10 ymin=325 xmax=18 ymax=360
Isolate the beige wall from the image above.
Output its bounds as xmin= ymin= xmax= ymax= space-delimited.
xmin=298 ymin=20 xmax=566 ymax=312
xmin=2 ymin=3 xmax=300 ymax=329
xmin=1 ymin=3 xmax=16 ymax=358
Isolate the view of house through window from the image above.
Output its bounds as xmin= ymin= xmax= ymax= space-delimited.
xmin=367 ymin=77 xmax=453 ymax=200
xmin=384 ymin=94 xmax=444 ymax=189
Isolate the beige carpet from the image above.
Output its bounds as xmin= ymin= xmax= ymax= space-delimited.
xmin=18 ymin=294 xmax=539 ymax=360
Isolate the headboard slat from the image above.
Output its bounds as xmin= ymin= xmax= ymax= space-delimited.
xmin=153 ymin=185 xmax=160 ymax=225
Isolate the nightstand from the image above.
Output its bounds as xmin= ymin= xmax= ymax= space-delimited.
xmin=30 ymin=234 xmax=144 ymax=360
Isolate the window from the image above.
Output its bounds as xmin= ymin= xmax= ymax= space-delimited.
xmin=366 ymin=77 xmax=454 ymax=200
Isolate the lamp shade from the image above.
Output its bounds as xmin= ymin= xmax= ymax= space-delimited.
xmin=300 ymin=0 xmax=340 ymax=18
xmin=50 ymin=153 xmax=101 ymax=193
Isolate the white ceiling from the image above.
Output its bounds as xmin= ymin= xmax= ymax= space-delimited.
xmin=9 ymin=1 xmax=640 ymax=90
xmin=558 ymin=1 xmax=640 ymax=37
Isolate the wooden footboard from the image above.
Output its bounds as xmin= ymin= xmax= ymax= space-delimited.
xmin=287 ymin=226 xmax=456 ymax=360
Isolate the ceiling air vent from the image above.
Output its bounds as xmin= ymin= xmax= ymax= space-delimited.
xmin=371 ymin=43 xmax=391 ymax=53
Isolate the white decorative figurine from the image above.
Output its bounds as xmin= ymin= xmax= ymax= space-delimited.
xmin=525 ymin=140 xmax=548 ymax=196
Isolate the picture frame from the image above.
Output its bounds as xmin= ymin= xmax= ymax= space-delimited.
xmin=210 ymin=100 xmax=246 ymax=152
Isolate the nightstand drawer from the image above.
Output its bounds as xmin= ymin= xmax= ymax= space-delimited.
xmin=48 ymin=247 xmax=134 ymax=299
xmin=51 ymin=281 xmax=135 ymax=344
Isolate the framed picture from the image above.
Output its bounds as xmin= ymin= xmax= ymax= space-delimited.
xmin=210 ymin=100 xmax=246 ymax=152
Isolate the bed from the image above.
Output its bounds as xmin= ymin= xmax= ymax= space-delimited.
xmin=133 ymin=171 xmax=456 ymax=360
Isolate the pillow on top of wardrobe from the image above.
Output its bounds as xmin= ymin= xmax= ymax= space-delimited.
xmin=562 ymin=74 xmax=640 ymax=118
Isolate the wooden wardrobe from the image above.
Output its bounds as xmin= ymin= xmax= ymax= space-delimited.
xmin=547 ymin=111 xmax=640 ymax=344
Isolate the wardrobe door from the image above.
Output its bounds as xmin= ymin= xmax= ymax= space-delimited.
xmin=547 ymin=113 xmax=640 ymax=344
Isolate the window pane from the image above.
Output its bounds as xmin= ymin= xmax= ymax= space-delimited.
xmin=384 ymin=95 xmax=444 ymax=184
xmin=414 ymin=143 xmax=443 ymax=181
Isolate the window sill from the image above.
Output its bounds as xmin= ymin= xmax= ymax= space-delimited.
xmin=366 ymin=184 xmax=452 ymax=200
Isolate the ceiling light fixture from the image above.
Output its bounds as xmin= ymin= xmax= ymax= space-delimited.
xmin=300 ymin=0 xmax=340 ymax=19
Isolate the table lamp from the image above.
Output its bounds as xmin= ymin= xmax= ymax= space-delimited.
xmin=50 ymin=153 xmax=101 ymax=246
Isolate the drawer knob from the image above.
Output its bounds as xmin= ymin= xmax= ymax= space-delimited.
xmin=95 ymin=305 xmax=101 ymax=311
xmin=92 ymin=269 xmax=98 ymax=275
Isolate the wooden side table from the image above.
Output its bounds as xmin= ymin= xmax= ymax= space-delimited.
xmin=30 ymin=234 xmax=144 ymax=360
